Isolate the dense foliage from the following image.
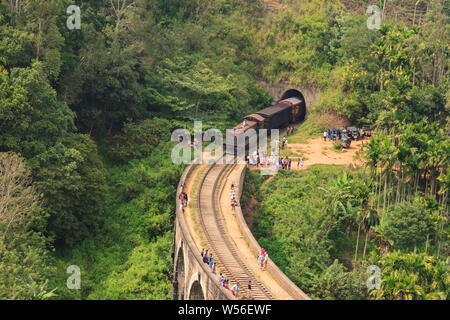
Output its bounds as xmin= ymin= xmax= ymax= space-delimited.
xmin=0 ymin=0 xmax=270 ymax=299
xmin=244 ymin=166 xmax=371 ymax=299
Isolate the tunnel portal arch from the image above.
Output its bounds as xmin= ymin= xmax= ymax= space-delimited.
xmin=280 ymin=89 xmax=304 ymax=102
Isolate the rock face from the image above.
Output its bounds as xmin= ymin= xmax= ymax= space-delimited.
xmin=258 ymin=80 xmax=320 ymax=118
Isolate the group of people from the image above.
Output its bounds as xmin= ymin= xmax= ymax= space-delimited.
xmin=178 ymin=191 xmax=188 ymax=212
xmin=201 ymin=248 xmax=216 ymax=275
xmin=245 ymin=150 xmax=305 ymax=171
xmin=279 ymin=156 xmax=292 ymax=170
xmin=246 ymin=149 xmax=275 ymax=167
xmin=246 ymin=148 xmax=282 ymax=168
xmin=278 ymin=156 xmax=305 ymax=171
xmin=230 ymin=183 xmax=239 ymax=210
xmin=324 ymin=130 xmax=338 ymax=141
xmin=201 ymin=248 xmax=256 ymax=298
xmin=257 ymin=248 xmax=269 ymax=271
xmin=218 ymin=273 xmax=239 ymax=297
xmin=202 ymin=247 xmax=238 ymax=297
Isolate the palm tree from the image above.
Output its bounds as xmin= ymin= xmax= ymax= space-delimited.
xmin=362 ymin=209 xmax=380 ymax=260
xmin=354 ymin=209 xmax=365 ymax=264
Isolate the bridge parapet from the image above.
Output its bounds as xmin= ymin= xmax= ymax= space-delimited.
xmin=172 ymin=164 xmax=235 ymax=300
xmin=235 ymin=165 xmax=311 ymax=300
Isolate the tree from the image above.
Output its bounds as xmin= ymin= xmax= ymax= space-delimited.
xmin=19 ymin=0 xmax=65 ymax=81
xmin=0 ymin=152 xmax=55 ymax=299
xmin=154 ymin=58 xmax=236 ymax=119
xmin=369 ymin=251 xmax=449 ymax=300
xmin=111 ymin=118 xmax=174 ymax=162
xmin=311 ymin=259 xmax=368 ymax=300
xmin=0 ymin=64 xmax=75 ymax=159
xmin=379 ymin=197 xmax=440 ymax=252
xmin=0 ymin=152 xmax=41 ymax=233
xmin=32 ymin=134 xmax=107 ymax=247
xmin=362 ymin=208 xmax=379 ymax=260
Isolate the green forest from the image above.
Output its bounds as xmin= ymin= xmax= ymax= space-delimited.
xmin=0 ymin=0 xmax=448 ymax=300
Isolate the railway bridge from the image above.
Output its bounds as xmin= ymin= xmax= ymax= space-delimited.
xmin=171 ymin=90 xmax=311 ymax=300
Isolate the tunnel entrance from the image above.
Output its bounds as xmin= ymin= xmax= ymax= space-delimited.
xmin=189 ymin=280 xmax=205 ymax=300
xmin=280 ymin=89 xmax=307 ymax=122
xmin=174 ymin=246 xmax=185 ymax=300
xmin=280 ymin=89 xmax=304 ymax=101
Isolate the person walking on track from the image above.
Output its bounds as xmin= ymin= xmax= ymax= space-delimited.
xmin=231 ymin=283 xmax=239 ymax=297
xmin=262 ymin=253 xmax=269 ymax=271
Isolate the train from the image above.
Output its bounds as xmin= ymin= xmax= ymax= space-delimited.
xmin=225 ymin=94 xmax=306 ymax=154
xmin=228 ymin=95 xmax=306 ymax=142
xmin=233 ymin=96 xmax=306 ymax=133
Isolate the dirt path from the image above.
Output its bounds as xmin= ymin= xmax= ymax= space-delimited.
xmin=250 ymin=135 xmax=368 ymax=172
xmin=287 ymin=136 xmax=368 ymax=169
xmin=218 ymin=165 xmax=294 ymax=299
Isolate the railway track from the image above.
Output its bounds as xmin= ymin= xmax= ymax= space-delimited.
xmin=197 ymin=163 xmax=273 ymax=300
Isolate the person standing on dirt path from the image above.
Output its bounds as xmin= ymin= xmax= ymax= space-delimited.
xmin=300 ymin=158 xmax=304 ymax=169
xmin=324 ymin=131 xmax=327 ymax=141
xmin=288 ymin=158 xmax=292 ymax=170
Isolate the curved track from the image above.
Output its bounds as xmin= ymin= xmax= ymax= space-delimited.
xmin=197 ymin=163 xmax=273 ymax=300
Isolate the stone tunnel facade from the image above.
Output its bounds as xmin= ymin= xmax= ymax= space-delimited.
xmin=258 ymin=80 xmax=320 ymax=117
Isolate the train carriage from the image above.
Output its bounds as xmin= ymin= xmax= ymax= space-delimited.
xmin=227 ymin=91 xmax=306 ymax=155
xmin=254 ymin=103 xmax=292 ymax=130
